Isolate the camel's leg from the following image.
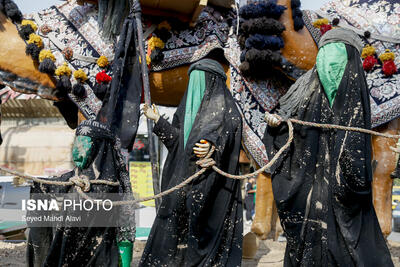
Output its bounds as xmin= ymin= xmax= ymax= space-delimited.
xmin=372 ymin=119 xmax=399 ymax=238
xmin=251 ymin=172 xmax=274 ymax=240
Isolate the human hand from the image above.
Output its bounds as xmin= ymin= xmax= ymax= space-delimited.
xmin=143 ymin=104 xmax=160 ymax=122
xmin=193 ymin=139 xmax=211 ymax=158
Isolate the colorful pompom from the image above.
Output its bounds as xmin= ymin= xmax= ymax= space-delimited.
xmin=27 ymin=33 xmax=43 ymax=48
xmin=363 ymin=55 xmax=378 ymax=72
xmin=382 ymin=60 xmax=397 ymax=77
xmin=379 ymin=49 xmax=396 ymax=62
xmin=97 ymin=55 xmax=109 ymax=68
xmin=361 ymin=45 xmax=376 ymax=59
xmin=21 ymin=20 xmax=38 ymax=31
xmin=320 ymin=24 xmax=332 ymax=35
xmin=39 ymin=49 xmax=55 ymax=62
xmin=55 ymin=62 xmax=72 ymax=77
xmin=146 ymin=54 xmax=151 ymax=65
xmin=96 ymin=70 xmax=112 ymax=84
xmin=312 ymin=18 xmax=330 ymax=29
xmin=148 ymin=36 xmax=165 ymax=50
xmin=73 ymin=69 xmax=88 ymax=82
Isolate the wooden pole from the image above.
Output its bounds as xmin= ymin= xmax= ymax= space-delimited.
xmin=132 ymin=0 xmax=161 ymax=209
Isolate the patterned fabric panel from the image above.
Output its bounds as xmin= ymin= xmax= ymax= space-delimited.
xmin=318 ymin=0 xmax=400 ymax=128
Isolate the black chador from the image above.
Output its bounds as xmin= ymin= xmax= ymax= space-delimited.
xmin=264 ymin=28 xmax=393 ymax=266
xmin=140 ymin=59 xmax=243 ymax=266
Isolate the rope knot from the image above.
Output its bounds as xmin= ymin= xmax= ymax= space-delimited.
xmin=196 ymin=158 xmax=216 ymax=169
xmin=264 ymin=112 xmax=282 ymax=127
xmin=69 ymin=176 xmax=91 ymax=192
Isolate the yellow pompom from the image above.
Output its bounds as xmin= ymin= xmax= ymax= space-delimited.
xmin=379 ymin=49 xmax=396 ymax=62
xmin=55 ymin=62 xmax=72 ymax=77
xmin=361 ymin=45 xmax=376 ymax=59
xmin=21 ymin=20 xmax=38 ymax=31
xmin=73 ymin=69 xmax=88 ymax=82
xmin=313 ymin=18 xmax=330 ymax=29
xmin=39 ymin=49 xmax=56 ymax=62
xmin=148 ymin=36 xmax=165 ymax=50
xmin=27 ymin=33 xmax=43 ymax=48
xmin=146 ymin=55 xmax=151 ymax=65
xmin=158 ymin=21 xmax=171 ymax=31
xmin=97 ymin=55 xmax=109 ymax=68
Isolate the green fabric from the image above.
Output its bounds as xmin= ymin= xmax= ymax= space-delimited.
xmin=184 ymin=70 xmax=206 ymax=148
xmin=72 ymin=136 xmax=93 ymax=169
xmin=316 ymin=42 xmax=348 ymax=107
xmin=118 ymin=241 xmax=133 ymax=267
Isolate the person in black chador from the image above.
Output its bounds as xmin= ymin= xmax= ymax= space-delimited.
xmin=245 ymin=178 xmax=256 ymax=222
xmin=263 ymin=28 xmax=393 ymax=266
xmin=141 ymin=59 xmax=243 ymax=266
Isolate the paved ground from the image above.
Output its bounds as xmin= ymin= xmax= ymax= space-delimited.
xmin=2 ymin=238 xmax=400 ymax=266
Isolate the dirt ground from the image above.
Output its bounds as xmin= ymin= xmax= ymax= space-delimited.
xmin=2 ymin=239 xmax=400 ymax=266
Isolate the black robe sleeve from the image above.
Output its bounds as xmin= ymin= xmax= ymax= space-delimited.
xmin=153 ymin=115 xmax=180 ymax=151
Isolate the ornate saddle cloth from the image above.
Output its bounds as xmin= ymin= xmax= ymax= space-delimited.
xmin=304 ymin=0 xmax=400 ymax=128
xmin=17 ymin=1 xmax=283 ymax=167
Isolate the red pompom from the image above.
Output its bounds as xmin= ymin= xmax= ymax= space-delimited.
xmin=320 ymin=24 xmax=332 ymax=35
xmin=363 ymin=55 xmax=378 ymax=72
xmin=382 ymin=60 xmax=397 ymax=77
xmin=96 ymin=70 xmax=112 ymax=84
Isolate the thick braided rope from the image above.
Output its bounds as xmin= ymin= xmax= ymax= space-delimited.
xmin=0 ymin=167 xmax=119 ymax=187
xmin=290 ymin=118 xmax=400 ymax=139
xmin=2 ymin=114 xmax=398 ymax=206
xmin=76 ymin=147 xmax=216 ymax=206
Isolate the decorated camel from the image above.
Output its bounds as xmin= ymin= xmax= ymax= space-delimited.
xmin=0 ymin=0 xmax=398 ymax=243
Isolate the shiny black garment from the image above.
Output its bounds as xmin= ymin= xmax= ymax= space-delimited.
xmin=27 ymin=121 xmax=136 ymax=267
xmin=26 ymin=15 xmax=140 ymax=267
xmin=264 ymin=44 xmax=393 ymax=266
xmin=97 ymin=15 xmax=142 ymax=151
xmin=139 ymin=59 xmax=243 ymax=267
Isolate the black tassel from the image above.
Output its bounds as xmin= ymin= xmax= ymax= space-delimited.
xmin=25 ymin=43 xmax=41 ymax=61
xmin=240 ymin=50 xmax=246 ymax=63
xmin=56 ymin=75 xmax=72 ymax=97
xmin=19 ymin=24 xmax=34 ymax=40
xmin=150 ymin=48 xmax=164 ymax=64
xmin=93 ymin=83 xmax=108 ymax=101
xmin=39 ymin=58 xmax=56 ymax=74
xmin=239 ymin=61 xmax=251 ymax=76
xmin=154 ymin=28 xmax=172 ymax=43
xmin=72 ymin=83 xmax=87 ymax=98
xmin=4 ymin=0 xmax=22 ymax=23
xmin=293 ymin=14 xmax=305 ymax=31
xmin=364 ymin=31 xmax=371 ymax=39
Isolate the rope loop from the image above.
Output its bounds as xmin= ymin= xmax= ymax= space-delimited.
xmin=264 ymin=112 xmax=283 ymax=127
xmin=69 ymin=176 xmax=91 ymax=192
xmin=196 ymin=158 xmax=216 ymax=169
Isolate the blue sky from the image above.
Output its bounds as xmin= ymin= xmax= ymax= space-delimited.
xmin=14 ymin=0 xmax=331 ymax=14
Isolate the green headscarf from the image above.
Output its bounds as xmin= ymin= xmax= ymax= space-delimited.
xmin=316 ymin=42 xmax=348 ymax=107
xmin=183 ymin=70 xmax=206 ymax=148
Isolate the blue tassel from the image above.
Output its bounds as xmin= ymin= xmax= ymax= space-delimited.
xmin=240 ymin=1 xmax=286 ymax=20
xmin=245 ymin=34 xmax=284 ymax=51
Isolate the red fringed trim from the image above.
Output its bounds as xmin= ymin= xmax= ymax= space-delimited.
xmin=320 ymin=24 xmax=332 ymax=35
xmin=382 ymin=60 xmax=397 ymax=77
xmin=363 ymin=55 xmax=378 ymax=72
xmin=96 ymin=70 xmax=112 ymax=84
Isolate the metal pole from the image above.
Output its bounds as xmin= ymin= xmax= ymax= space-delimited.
xmin=132 ymin=1 xmax=161 ymax=209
